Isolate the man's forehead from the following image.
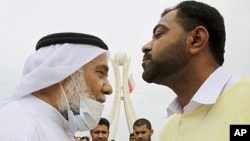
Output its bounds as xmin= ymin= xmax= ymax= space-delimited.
xmin=160 ymin=9 xmax=178 ymax=22
xmin=134 ymin=124 xmax=149 ymax=130
xmin=84 ymin=53 xmax=109 ymax=68
xmin=90 ymin=53 xmax=108 ymax=63
xmin=92 ymin=125 xmax=108 ymax=130
xmin=153 ymin=10 xmax=179 ymax=33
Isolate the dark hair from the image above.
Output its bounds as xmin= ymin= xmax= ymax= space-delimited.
xmin=133 ymin=118 xmax=152 ymax=130
xmin=98 ymin=117 xmax=110 ymax=130
xmin=161 ymin=0 xmax=225 ymax=65
xmin=130 ymin=133 xmax=135 ymax=138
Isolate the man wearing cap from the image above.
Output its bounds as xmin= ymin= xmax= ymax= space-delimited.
xmin=0 ymin=32 xmax=113 ymax=141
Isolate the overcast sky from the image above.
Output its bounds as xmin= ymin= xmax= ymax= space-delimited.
xmin=1 ymin=0 xmax=250 ymax=140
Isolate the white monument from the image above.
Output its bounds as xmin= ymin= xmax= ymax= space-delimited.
xmin=108 ymin=52 xmax=137 ymax=140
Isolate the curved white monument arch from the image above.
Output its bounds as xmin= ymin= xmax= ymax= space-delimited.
xmin=108 ymin=52 xmax=137 ymax=140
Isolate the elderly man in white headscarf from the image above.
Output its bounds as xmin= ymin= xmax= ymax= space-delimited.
xmin=0 ymin=32 xmax=113 ymax=141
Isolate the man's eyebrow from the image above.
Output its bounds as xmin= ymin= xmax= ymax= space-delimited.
xmin=96 ymin=64 xmax=109 ymax=72
xmin=153 ymin=24 xmax=168 ymax=34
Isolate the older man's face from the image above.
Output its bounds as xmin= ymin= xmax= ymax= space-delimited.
xmin=58 ymin=53 xmax=113 ymax=115
xmin=82 ymin=53 xmax=113 ymax=103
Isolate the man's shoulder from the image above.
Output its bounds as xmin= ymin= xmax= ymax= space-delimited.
xmin=236 ymin=77 xmax=250 ymax=90
xmin=0 ymin=100 xmax=37 ymax=127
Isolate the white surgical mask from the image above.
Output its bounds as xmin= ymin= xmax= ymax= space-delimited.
xmin=60 ymin=76 xmax=104 ymax=133
xmin=66 ymin=97 xmax=104 ymax=133
xmin=74 ymin=97 xmax=104 ymax=131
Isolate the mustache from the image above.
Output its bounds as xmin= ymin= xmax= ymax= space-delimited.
xmin=96 ymin=94 xmax=106 ymax=102
xmin=143 ymin=53 xmax=152 ymax=61
xmin=89 ymin=94 xmax=106 ymax=103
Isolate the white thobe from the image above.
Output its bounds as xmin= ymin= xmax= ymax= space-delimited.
xmin=0 ymin=95 xmax=74 ymax=141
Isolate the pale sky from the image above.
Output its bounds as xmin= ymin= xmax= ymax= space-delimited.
xmin=0 ymin=0 xmax=250 ymax=140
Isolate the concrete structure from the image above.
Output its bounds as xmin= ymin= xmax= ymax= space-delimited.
xmin=108 ymin=52 xmax=137 ymax=140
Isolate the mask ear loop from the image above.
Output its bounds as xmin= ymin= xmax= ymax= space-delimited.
xmin=60 ymin=83 xmax=79 ymax=132
xmin=70 ymin=75 xmax=82 ymax=97
xmin=59 ymin=83 xmax=70 ymax=110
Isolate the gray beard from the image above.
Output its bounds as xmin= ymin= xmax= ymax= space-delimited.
xmin=58 ymin=70 xmax=91 ymax=115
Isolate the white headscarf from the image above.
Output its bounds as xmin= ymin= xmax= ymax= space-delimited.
xmin=0 ymin=43 xmax=109 ymax=106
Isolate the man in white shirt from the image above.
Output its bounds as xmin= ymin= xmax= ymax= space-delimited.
xmin=0 ymin=32 xmax=113 ymax=141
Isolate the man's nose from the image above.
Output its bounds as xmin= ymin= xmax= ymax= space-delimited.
xmin=102 ymin=78 xmax=113 ymax=95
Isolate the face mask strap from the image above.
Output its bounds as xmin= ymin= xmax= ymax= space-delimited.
xmin=70 ymin=75 xmax=82 ymax=98
xmin=59 ymin=83 xmax=70 ymax=110
xmin=71 ymin=71 xmax=93 ymax=100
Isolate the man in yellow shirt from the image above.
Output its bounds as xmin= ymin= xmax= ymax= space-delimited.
xmin=141 ymin=1 xmax=250 ymax=140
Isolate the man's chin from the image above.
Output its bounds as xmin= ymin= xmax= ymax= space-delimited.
xmin=142 ymin=73 xmax=154 ymax=83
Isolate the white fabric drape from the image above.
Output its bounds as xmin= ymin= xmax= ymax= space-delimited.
xmin=0 ymin=43 xmax=109 ymax=106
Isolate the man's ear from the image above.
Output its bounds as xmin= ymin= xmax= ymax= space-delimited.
xmin=150 ymin=129 xmax=154 ymax=136
xmin=188 ymin=26 xmax=209 ymax=55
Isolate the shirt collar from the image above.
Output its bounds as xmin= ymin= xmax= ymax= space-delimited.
xmin=167 ymin=67 xmax=236 ymax=116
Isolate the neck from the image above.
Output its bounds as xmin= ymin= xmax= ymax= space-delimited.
xmin=32 ymin=84 xmax=67 ymax=119
xmin=162 ymin=65 xmax=218 ymax=107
